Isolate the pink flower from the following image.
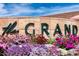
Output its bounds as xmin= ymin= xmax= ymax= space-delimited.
xmin=0 ymin=43 xmax=7 ymax=49
xmin=66 ymin=43 xmax=75 ymax=49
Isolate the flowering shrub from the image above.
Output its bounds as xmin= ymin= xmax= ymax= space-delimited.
xmin=0 ymin=34 xmax=79 ymax=56
xmin=3 ymin=44 xmax=61 ymax=56
xmin=30 ymin=45 xmax=49 ymax=56
xmin=48 ymin=45 xmax=61 ymax=56
xmin=5 ymin=44 xmax=32 ymax=56
xmin=53 ymin=34 xmax=79 ymax=50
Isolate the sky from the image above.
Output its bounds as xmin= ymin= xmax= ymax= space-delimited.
xmin=0 ymin=3 xmax=79 ymax=17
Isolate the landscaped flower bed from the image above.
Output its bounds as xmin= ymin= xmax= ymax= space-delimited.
xmin=0 ymin=34 xmax=79 ymax=56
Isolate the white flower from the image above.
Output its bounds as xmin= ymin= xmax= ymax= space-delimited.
xmin=59 ymin=48 xmax=68 ymax=56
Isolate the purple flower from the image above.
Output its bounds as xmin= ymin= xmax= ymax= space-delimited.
xmin=5 ymin=44 xmax=32 ymax=56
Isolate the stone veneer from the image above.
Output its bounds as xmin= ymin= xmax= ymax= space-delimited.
xmin=0 ymin=16 xmax=79 ymax=38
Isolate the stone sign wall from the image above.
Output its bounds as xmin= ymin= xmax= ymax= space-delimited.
xmin=0 ymin=16 xmax=79 ymax=38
